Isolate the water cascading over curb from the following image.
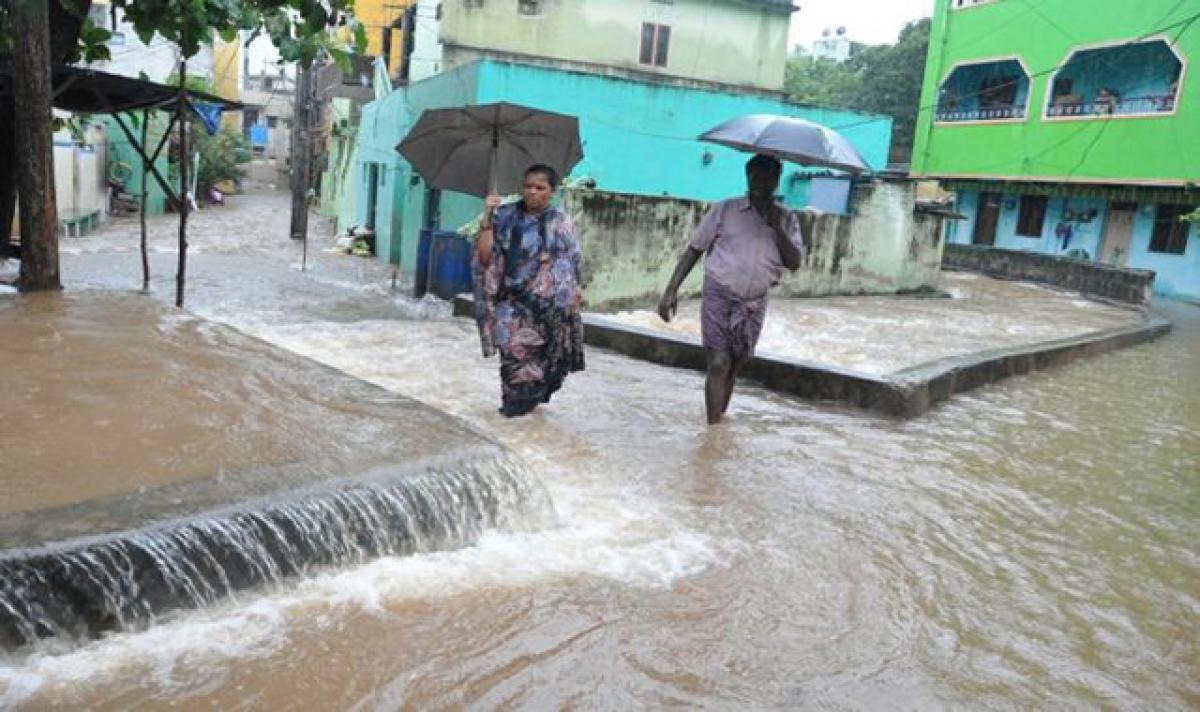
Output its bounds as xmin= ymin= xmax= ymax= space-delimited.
xmin=0 ymin=453 xmax=554 ymax=652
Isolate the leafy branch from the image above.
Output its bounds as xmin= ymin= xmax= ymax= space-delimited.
xmin=115 ymin=0 xmax=367 ymax=71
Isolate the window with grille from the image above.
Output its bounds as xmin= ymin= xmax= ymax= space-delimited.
xmin=639 ymin=23 xmax=670 ymax=67
xmin=1015 ymin=195 xmax=1048 ymax=237
xmin=1149 ymin=204 xmax=1191 ymax=254
xmin=517 ymin=0 xmax=541 ymax=15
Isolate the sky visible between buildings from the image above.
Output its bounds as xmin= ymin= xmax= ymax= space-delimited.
xmin=789 ymin=0 xmax=935 ymax=49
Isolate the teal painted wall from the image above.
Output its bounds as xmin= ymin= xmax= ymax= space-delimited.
xmin=394 ymin=64 xmax=481 ymax=270
xmin=345 ymin=59 xmax=892 ymax=275
xmin=949 ymin=189 xmax=1199 ymax=299
xmin=341 ymin=63 xmax=483 ymax=269
xmin=987 ymin=195 xmax=1107 ymax=258
xmin=101 ymin=115 xmax=170 ymax=216
xmin=318 ymin=98 xmax=361 ymax=226
xmin=1126 ymin=207 xmax=1200 ymax=299
xmin=350 ymin=90 xmax=411 ymax=267
xmin=474 ymin=61 xmax=890 ymax=204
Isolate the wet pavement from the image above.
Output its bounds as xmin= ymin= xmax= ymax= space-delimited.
xmin=0 ymin=293 xmax=512 ymax=528
xmin=605 ymin=273 xmax=1144 ymax=375
xmin=1 ymin=186 xmax=1197 ymax=709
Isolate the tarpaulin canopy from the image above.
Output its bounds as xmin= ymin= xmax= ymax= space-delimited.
xmin=0 ymin=65 xmax=243 ymax=113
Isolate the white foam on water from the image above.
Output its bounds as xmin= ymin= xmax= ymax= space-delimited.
xmin=392 ymin=293 xmax=453 ymax=321
xmin=0 ymin=299 xmax=737 ymax=703
xmin=0 ymin=475 xmax=733 ymax=706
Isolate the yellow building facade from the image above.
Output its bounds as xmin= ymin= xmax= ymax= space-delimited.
xmin=211 ymin=38 xmax=242 ymax=130
xmin=353 ymin=0 xmax=418 ymax=79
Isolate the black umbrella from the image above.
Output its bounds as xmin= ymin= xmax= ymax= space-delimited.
xmin=396 ymin=102 xmax=583 ymax=197
xmin=699 ymin=114 xmax=870 ymax=174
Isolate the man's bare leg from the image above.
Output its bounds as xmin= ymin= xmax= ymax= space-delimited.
xmin=705 ymin=349 xmax=734 ymax=425
xmin=720 ymin=358 xmax=745 ymax=417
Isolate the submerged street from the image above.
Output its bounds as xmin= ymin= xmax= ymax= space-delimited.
xmin=1 ymin=188 xmax=1197 ymax=709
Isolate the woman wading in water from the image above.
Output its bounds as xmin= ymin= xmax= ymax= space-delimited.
xmin=472 ymin=164 xmax=585 ymax=417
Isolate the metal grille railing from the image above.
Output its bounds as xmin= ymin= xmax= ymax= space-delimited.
xmin=1047 ymin=94 xmax=1177 ymax=117
xmin=935 ymin=104 xmax=1027 ymax=121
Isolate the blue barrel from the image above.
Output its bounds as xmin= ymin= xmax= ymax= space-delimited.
xmin=414 ymin=228 xmax=434 ymax=298
xmin=427 ymin=232 xmax=474 ymax=300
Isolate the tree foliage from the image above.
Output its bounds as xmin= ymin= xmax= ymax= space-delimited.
xmin=784 ymin=56 xmax=861 ymax=108
xmin=2 ymin=1 xmax=111 ymax=63
xmin=115 ymin=0 xmax=365 ymax=69
xmin=785 ymin=19 xmax=931 ymax=164
xmin=157 ymin=75 xmax=250 ymax=191
xmin=195 ymin=127 xmax=252 ymax=191
xmin=1 ymin=0 xmax=368 ymax=71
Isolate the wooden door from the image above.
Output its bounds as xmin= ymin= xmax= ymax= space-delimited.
xmin=1100 ymin=203 xmax=1136 ymax=265
xmin=973 ymin=192 xmax=1001 ymax=245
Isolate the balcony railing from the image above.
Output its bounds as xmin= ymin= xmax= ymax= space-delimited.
xmin=935 ymin=105 xmax=1026 ymax=122
xmin=1047 ymin=94 xmax=1178 ymax=117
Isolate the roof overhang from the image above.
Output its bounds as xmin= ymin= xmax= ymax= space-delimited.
xmin=0 ymin=65 xmax=243 ymax=113
xmin=733 ymin=0 xmax=798 ymax=13
xmin=931 ymin=177 xmax=1200 ymax=205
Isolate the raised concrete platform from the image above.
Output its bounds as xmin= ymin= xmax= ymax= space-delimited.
xmin=0 ymin=293 xmax=550 ymax=650
xmin=582 ymin=312 xmax=1170 ymax=417
xmin=453 ymin=278 xmax=1171 ymax=417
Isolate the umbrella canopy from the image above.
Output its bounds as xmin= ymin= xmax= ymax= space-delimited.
xmin=396 ymin=102 xmax=583 ymax=198
xmin=699 ymin=114 xmax=870 ymax=175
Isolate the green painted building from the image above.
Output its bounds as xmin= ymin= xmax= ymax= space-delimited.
xmin=439 ymin=0 xmax=795 ymax=91
xmin=911 ymin=0 xmax=1200 ymax=299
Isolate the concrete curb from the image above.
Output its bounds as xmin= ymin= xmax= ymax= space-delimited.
xmin=893 ymin=314 xmax=1172 ymax=415
xmin=453 ymin=294 xmax=1172 ymax=418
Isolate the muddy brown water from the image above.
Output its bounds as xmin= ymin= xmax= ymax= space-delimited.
xmin=0 ymin=193 xmax=1196 ymax=709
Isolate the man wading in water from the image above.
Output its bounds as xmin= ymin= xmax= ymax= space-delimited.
xmin=657 ymin=154 xmax=808 ymax=425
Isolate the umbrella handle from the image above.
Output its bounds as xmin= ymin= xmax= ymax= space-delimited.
xmin=488 ymin=129 xmax=498 ymax=195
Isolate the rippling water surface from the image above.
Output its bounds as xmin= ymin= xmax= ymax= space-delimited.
xmin=1 ymin=195 xmax=1195 ymax=709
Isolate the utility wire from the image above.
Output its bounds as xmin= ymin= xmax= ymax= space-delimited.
xmin=830 ymin=10 xmax=1200 ymax=133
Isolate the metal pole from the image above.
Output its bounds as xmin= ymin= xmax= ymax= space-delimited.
xmin=301 ymin=218 xmax=309 ymax=271
xmin=139 ymin=109 xmax=149 ymax=292
xmin=176 ymin=41 xmax=189 ymax=308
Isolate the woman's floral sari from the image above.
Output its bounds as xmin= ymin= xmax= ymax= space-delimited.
xmin=472 ymin=203 xmax=585 ymax=416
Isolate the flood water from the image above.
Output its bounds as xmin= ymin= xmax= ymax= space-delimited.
xmin=606 ymin=272 xmax=1143 ymax=375
xmin=1 ymin=192 xmax=1197 ymax=709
